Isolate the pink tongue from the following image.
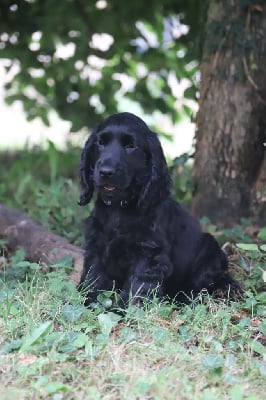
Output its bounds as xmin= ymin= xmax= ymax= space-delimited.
xmin=104 ymin=185 xmax=115 ymax=191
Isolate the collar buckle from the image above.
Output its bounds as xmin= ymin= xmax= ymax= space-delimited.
xmin=120 ymin=200 xmax=128 ymax=208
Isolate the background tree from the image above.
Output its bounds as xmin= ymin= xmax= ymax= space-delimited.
xmin=0 ymin=0 xmax=201 ymax=130
xmin=192 ymin=0 xmax=266 ymax=224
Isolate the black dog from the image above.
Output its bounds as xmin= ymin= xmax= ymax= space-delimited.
xmin=79 ymin=112 xmax=237 ymax=306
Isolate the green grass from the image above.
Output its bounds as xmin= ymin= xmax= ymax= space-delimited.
xmin=0 ymin=263 xmax=265 ymax=399
xmin=0 ymin=146 xmax=89 ymax=246
xmin=0 ymin=147 xmax=265 ymax=399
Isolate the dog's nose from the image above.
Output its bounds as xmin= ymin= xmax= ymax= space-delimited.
xmin=99 ymin=166 xmax=115 ymax=178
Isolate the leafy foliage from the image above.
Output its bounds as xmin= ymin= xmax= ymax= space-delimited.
xmin=0 ymin=0 xmax=203 ymax=130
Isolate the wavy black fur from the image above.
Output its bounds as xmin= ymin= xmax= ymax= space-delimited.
xmin=79 ymin=112 xmax=238 ymax=307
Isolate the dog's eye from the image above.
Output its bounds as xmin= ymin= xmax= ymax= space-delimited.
xmin=122 ymin=135 xmax=135 ymax=150
xmin=98 ymin=132 xmax=112 ymax=146
xmin=98 ymin=138 xmax=105 ymax=146
xmin=98 ymin=136 xmax=108 ymax=146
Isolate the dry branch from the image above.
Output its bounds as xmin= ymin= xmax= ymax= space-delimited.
xmin=0 ymin=203 xmax=83 ymax=285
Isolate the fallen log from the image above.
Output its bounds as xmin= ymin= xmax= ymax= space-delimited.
xmin=0 ymin=203 xmax=83 ymax=285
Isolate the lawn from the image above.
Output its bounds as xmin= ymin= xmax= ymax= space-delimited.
xmin=0 ymin=146 xmax=265 ymax=400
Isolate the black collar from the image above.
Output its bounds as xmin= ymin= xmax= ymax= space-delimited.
xmin=102 ymin=198 xmax=129 ymax=208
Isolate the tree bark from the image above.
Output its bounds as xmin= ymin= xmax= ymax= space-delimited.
xmin=192 ymin=0 xmax=266 ymax=225
xmin=0 ymin=204 xmax=83 ymax=285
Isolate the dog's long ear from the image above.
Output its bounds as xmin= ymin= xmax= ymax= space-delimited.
xmin=138 ymin=130 xmax=172 ymax=209
xmin=79 ymin=128 xmax=98 ymax=206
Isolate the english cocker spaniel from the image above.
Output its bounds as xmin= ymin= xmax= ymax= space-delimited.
xmin=79 ymin=112 xmax=238 ymax=307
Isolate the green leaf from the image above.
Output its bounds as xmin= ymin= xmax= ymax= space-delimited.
xmin=224 ymin=354 xmax=235 ymax=367
xmin=230 ymin=385 xmax=243 ymax=400
xmin=57 ymin=332 xmax=81 ymax=353
xmin=135 ymin=378 xmax=152 ymax=395
xmin=97 ymin=291 xmax=113 ymax=308
xmin=44 ymin=381 xmax=69 ymax=394
xmin=258 ymin=227 xmax=266 ymax=241
xmin=73 ymin=333 xmax=89 ymax=349
xmin=236 ymin=243 xmax=259 ymax=251
xmin=153 ymin=329 xmax=169 ymax=344
xmin=1 ymin=339 xmax=23 ymax=354
xmin=202 ymin=354 xmax=224 ymax=369
xmin=200 ymin=216 xmax=210 ymax=225
xmin=50 ymin=254 xmax=73 ymax=270
xmin=259 ymin=362 xmax=266 ymax=376
xmin=15 ymin=261 xmax=41 ymax=271
xmin=16 ymin=261 xmax=33 ymax=268
xmin=200 ymin=389 xmax=216 ymax=400
xmin=118 ymin=327 xmax=138 ymax=344
xmin=260 ymin=244 xmax=266 ymax=252
xmin=98 ymin=312 xmax=120 ymax=336
xmin=260 ymin=322 xmax=266 ymax=335
xmin=19 ymin=321 xmax=53 ymax=352
xmin=61 ymin=304 xmax=85 ymax=322
xmin=250 ymin=340 xmax=266 ymax=356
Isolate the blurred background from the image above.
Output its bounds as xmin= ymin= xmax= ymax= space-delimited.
xmin=0 ymin=0 xmax=200 ymax=156
xmin=0 ymin=61 xmax=195 ymax=157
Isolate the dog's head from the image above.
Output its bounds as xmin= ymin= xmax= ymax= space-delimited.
xmin=79 ymin=112 xmax=171 ymax=209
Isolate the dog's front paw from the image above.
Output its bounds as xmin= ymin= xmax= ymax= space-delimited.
xmin=132 ymin=296 xmax=144 ymax=307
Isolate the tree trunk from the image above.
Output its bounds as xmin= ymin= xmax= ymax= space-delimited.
xmin=0 ymin=204 xmax=83 ymax=285
xmin=192 ymin=0 xmax=266 ymax=225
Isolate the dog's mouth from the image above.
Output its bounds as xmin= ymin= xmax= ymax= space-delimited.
xmin=103 ymin=185 xmax=116 ymax=192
